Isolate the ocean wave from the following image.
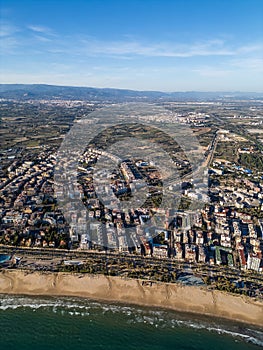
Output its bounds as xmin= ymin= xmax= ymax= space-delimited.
xmin=0 ymin=295 xmax=262 ymax=347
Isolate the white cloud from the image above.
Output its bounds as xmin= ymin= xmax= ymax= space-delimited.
xmin=78 ymin=38 xmax=237 ymax=58
xmin=1 ymin=20 xmax=262 ymax=61
xmin=33 ymin=35 xmax=52 ymax=42
xmin=1 ymin=20 xmax=262 ymax=91
xmin=192 ymin=67 xmax=232 ymax=77
xmin=0 ymin=22 xmax=18 ymax=37
xmin=230 ymin=57 xmax=263 ymax=71
xmin=27 ymin=25 xmax=55 ymax=36
xmin=237 ymin=44 xmax=263 ymax=54
xmin=0 ymin=36 xmax=19 ymax=53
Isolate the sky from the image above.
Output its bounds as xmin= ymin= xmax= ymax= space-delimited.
xmin=1 ymin=0 xmax=263 ymax=91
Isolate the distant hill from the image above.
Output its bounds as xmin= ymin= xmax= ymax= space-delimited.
xmin=0 ymin=84 xmax=262 ymax=102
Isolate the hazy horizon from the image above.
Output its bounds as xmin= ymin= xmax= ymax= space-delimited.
xmin=1 ymin=82 xmax=263 ymax=94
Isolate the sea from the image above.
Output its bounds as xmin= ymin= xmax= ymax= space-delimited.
xmin=0 ymin=294 xmax=262 ymax=350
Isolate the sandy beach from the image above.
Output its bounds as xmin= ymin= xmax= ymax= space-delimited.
xmin=0 ymin=269 xmax=262 ymax=327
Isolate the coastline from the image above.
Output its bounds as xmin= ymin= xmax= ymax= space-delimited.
xmin=0 ymin=269 xmax=262 ymax=327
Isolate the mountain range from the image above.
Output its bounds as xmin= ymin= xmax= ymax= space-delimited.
xmin=0 ymin=84 xmax=262 ymax=102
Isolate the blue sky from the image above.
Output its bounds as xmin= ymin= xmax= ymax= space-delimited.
xmin=1 ymin=0 xmax=263 ymax=91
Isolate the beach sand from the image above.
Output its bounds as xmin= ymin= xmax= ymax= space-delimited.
xmin=0 ymin=269 xmax=262 ymax=327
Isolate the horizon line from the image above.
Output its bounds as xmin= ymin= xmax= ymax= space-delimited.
xmin=0 ymin=83 xmax=263 ymax=94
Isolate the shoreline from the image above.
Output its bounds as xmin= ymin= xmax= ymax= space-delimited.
xmin=0 ymin=269 xmax=262 ymax=327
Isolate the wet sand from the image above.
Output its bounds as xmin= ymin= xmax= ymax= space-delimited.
xmin=0 ymin=269 xmax=262 ymax=327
